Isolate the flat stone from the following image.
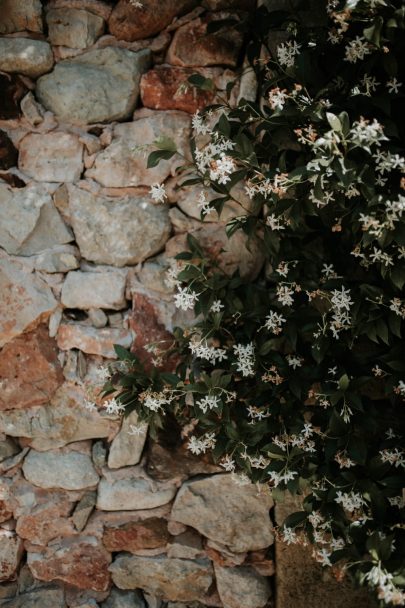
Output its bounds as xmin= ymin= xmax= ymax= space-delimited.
xmin=108 ymin=410 xmax=148 ymax=469
xmin=0 ymin=183 xmax=73 ymax=256
xmin=57 ymin=323 xmax=132 ymax=358
xmin=0 ymin=255 xmax=57 ymax=348
xmin=103 ymin=517 xmax=170 ymax=553
xmin=0 ymin=131 xmax=17 ymax=170
xmin=167 ymin=530 xmax=205 ymax=560
xmin=19 ymin=132 xmax=84 ymax=182
xmin=33 ymin=245 xmax=80 ymax=273
xmin=171 ymin=474 xmax=274 ymax=553
xmin=61 ymin=270 xmax=127 ymax=310
xmin=68 ymin=186 xmax=171 ymax=266
xmin=97 ymin=474 xmax=177 ymax=511
xmin=108 ymin=0 xmax=197 ymax=42
xmin=0 ymin=0 xmax=43 ymax=34
xmin=36 ymin=47 xmax=151 ymax=124
xmin=47 ymin=8 xmax=104 ymax=49
xmin=0 ymin=38 xmax=53 ymax=78
xmin=0 ymin=530 xmax=24 ymax=581
xmin=0 ymin=74 xmax=27 ymax=120
xmin=214 ymin=565 xmax=271 ymax=608
xmin=110 ymin=555 xmax=213 ymax=602
xmin=86 ymin=110 xmax=190 ymax=187
xmin=0 ymin=324 xmax=63 ymax=410
xmin=0 ymin=383 xmax=119 ymax=450
xmin=0 ymin=587 xmax=66 ymax=608
xmin=27 ymin=536 xmax=111 ymax=592
xmin=101 ymin=588 xmax=146 ymax=608
xmin=23 ymin=449 xmax=99 ymax=490
xmin=166 ymin=15 xmax=243 ymax=68
xmin=146 ymin=440 xmax=221 ymax=482
xmin=72 ymin=491 xmax=97 ymax=532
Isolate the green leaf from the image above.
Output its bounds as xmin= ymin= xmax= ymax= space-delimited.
xmin=147 ymin=149 xmax=176 ymax=168
xmin=187 ymin=73 xmax=215 ymax=91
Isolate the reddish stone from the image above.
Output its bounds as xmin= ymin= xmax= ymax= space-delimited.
xmin=140 ymin=66 xmax=216 ymax=113
xmin=0 ymin=130 xmax=18 ymax=170
xmin=16 ymin=493 xmax=76 ymax=545
xmin=0 ymin=325 xmax=63 ymax=410
xmin=0 ymin=530 xmax=24 ymax=581
xmin=146 ymin=440 xmax=221 ymax=482
xmin=103 ymin=517 xmax=171 ymax=553
xmin=0 ymin=74 xmax=27 ymax=120
xmin=108 ymin=0 xmax=197 ymax=42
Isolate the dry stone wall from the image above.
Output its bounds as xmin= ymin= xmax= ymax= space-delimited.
xmin=0 ymin=2 xmax=276 ymax=608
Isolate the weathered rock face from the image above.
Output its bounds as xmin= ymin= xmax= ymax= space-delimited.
xmin=68 ymin=186 xmax=171 ymax=266
xmin=146 ymin=440 xmax=221 ymax=482
xmin=32 ymin=245 xmax=80 ymax=273
xmin=0 ymin=38 xmax=53 ymax=78
xmin=0 ymin=130 xmax=18 ymax=170
xmin=110 ymin=555 xmax=213 ymax=601
xmin=101 ymin=588 xmax=146 ymax=608
xmin=46 ymin=8 xmax=105 ymax=48
xmin=0 ymin=587 xmax=66 ymax=608
xmin=108 ymin=411 xmax=148 ymax=469
xmin=36 ymin=47 xmax=151 ymax=124
xmin=57 ymin=323 xmax=133 ymax=358
xmin=0 ymin=256 xmax=57 ymax=348
xmin=108 ymin=0 xmax=197 ymax=42
xmin=0 ymin=530 xmax=24 ymax=581
xmin=214 ymin=564 xmax=272 ymax=608
xmin=86 ymin=111 xmax=191 ymax=187
xmin=171 ymin=474 xmax=274 ymax=553
xmin=61 ymin=269 xmax=128 ymax=310
xmin=103 ymin=517 xmax=170 ymax=553
xmin=0 ymin=0 xmax=43 ymax=34
xmin=18 ymin=132 xmax=84 ymax=182
xmin=97 ymin=474 xmax=177 ymax=511
xmin=23 ymin=449 xmax=99 ymax=490
xmin=0 ymin=324 xmax=63 ymax=411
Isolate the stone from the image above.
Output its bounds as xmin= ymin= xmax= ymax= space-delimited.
xmin=87 ymin=110 xmax=190 ymax=187
xmin=97 ymin=474 xmax=177 ymax=511
xmin=15 ymin=490 xmax=76 ymax=545
xmin=0 ymin=131 xmax=17 ymax=170
xmin=214 ymin=565 xmax=271 ymax=608
xmin=68 ymin=186 xmax=171 ymax=266
xmin=72 ymin=491 xmax=97 ymax=532
xmin=0 ymin=256 xmax=57 ymax=348
xmin=101 ymin=588 xmax=146 ymax=608
xmin=0 ymin=324 xmax=63 ymax=410
xmin=88 ymin=308 xmax=108 ymax=328
xmin=46 ymin=0 xmax=112 ymax=21
xmin=47 ymin=8 xmax=105 ymax=49
xmin=27 ymin=536 xmax=111 ymax=592
xmin=171 ymin=474 xmax=274 ymax=553
xmin=146 ymin=441 xmax=221 ymax=482
xmin=108 ymin=411 xmax=148 ymax=469
xmin=0 ymin=74 xmax=27 ymax=120
xmin=103 ymin=517 xmax=170 ymax=553
xmin=140 ymin=67 xmax=216 ymax=113
xmin=36 ymin=47 xmax=151 ymax=124
xmin=34 ymin=245 xmax=80 ymax=273
xmin=110 ymin=555 xmax=213 ymax=602
xmin=0 ymin=530 xmax=23 ymax=581
xmin=0 ymin=383 xmax=118 ymax=450
xmin=0 ymin=183 xmax=73 ymax=256
xmin=108 ymin=0 xmax=197 ymax=42
xmin=166 ymin=15 xmax=243 ymax=68
xmin=22 ymin=449 xmax=99 ymax=490
xmin=175 ymin=182 xmax=254 ymax=223
xmin=167 ymin=530 xmax=205 ymax=560
xmin=0 ymin=587 xmax=66 ymax=608
xmin=0 ymin=39 xmax=53 ymax=78
xmin=61 ymin=270 xmax=128 ymax=310
xmin=0 ymin=0 xmax=43 ymax=34
xmin=20 ymin=92 xmax=44 ymax=127
xmin=18 ymin=132 xmax=84 ymax=183
xmin=0 ymin=437 xmax=19 ymax=463
xmin=57 ymin=324 xmax=133 ymax=358
xmin=0 ymin=446 xmax=28 ymax=473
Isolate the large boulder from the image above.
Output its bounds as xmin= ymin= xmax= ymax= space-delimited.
xmin=0 ymin=38 xmax=53 ymax=78
xmin=18 ymin=132 xmax=84 ymax=182
xmin=36 ymin=47 xmax=151 ymax=124
xmin=46 ymin=7 xmax=105 ymax=49
xmin=22 ymin=449 xmax=99 ymax=490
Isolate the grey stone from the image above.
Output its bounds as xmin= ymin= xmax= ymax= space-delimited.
xmin=108 ymin=410 xmax=148 ymax=469
xmin=57 ymin=323 xmax=133 ymax=358
xmin=72 ymin=491 xmax=97 ymax=531
xmin=110 ymin=555 xmax=213 ymax=602
xmin=97 ymin=475 xmax=177 ymax=511
xmin=34 ymin=245 xmax=80 ymax=273
xmin=0 ymin=437 xmax=19 ymax=463
xmin=0 ymin=183 xmax=73 ymax=256
xmin=47 ymin=8 xmax=104 ymax=49
xmin=22 ymin=449 xmax=99 ymax=490
xmin=0 ymin=0 xmax=43 ymax=34
xmin=68 ymin=186 xmax=171 ymax=266
xmin=19 ymin=132 xmax=84 ymax=182
xmin=86 ymin=111 xmax=191 ymax=187
xmin=92 ymin=441 xmax=107 ymax=471
xmin=61 ymin=270 xmax=128 ymax=310
xmin=214 ymin=565 xmax=271 ymax=608
xmin=20 ymin=93 xmax=44 ymax=126
xmin=0 ymin=588 xmax=65 ymax=608
xmin=171 ymin=474 xmax=274 ymax=553
xmin=101 ymin=588 xmax=145 ymax=608
xmin=0 ymin=447 xmax=28 ymax=473
xmin=36 ymin=47 xmax=151 ymax=124
xmin=0 ymin=38 xmax=53 ymax=78
xmin=0 ymin=255 xmax=57 ymax=348
xmin=88 ymin=308 xmax=108 ymax=328
xmin=0 ymin=530 xmax=24 ymax=581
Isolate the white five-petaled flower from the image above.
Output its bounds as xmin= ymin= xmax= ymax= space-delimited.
xmin=344 ymin=36 xmax=371 ymax=63
xmin=128 ymin=423 xmax=147 ymax=436
xmin=277 ymin=41 xmax=301 ymax=68
xmin=150 ymin=183 xmax=167 ymax=203
xmin=174 ymin=287 xmax=199 ymax=311
xmin=210 ymin=299 xmax=224 ymax=313
xmin=386 ymin=77 xmax=402 ymax=94
xmin=196 ymin=394 xmax=220 ymax=414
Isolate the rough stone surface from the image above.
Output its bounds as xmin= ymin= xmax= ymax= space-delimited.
xmin=0 ymin=256 xmax=57 ymax=348
xmin=61 ymin=270 xmax=127 ymax=310
xmin=0 ymin=0 xmax=43 ymax=34
xmin=110 ymin=555 xmax=213 ymax=602
xmin=20 ymin=92 xmax=44 ymax=126
xmin=0 ymin=131 xmax=18 ymax=170
xmin=0 ymin=587 xmax=66 ymax=608
xmin=68 ymin=186 xmax=171 ymax=266
xmin=19 ymin=132 xmax=84 ymax=183
xmin=36 ymin=47 xmax=151 ymax=124
xmin=108 ymin=411 xmax=148 ymax=469
xmin=23 ymin=449 xmax=99 ymax=490
xmin=0 ymin=383 xmax=118 ymax=450
xmin=171 ymin=474 xmax=274 ymax=553
xmin=33 ymin=245 xmax=80 ymax=273
xmin=0 ymin=38 xmax=53 ymax=78
xmin=72 ymin=491 xmax=97 ymax=532
xmin=103 ymin=517 xmax=170 ymax=553
xmin=0 ymin=437 xmax=19 ymax=463
xmin=214 ymin=565 xmax=272 ymax=608
xmin=27 ymin=536 xmax=111 ymax=592
xmin=146 ymin=441 xmax=221 ymax=482
xmin=108 ymin=0 xmax=197 ymax=42
xmin=57 ymin=323 xmax=133 ymax=358
xmin=97 ymin=475 xmax=177 ymax=511
xmin=0 ymin=324 xmax=63 ymax=410
xmin=0 ymin=531 xmax=24 ymax=581
xmin=15 ymin=490 xmax=76 ymax=545
xmin=86 ymin=111 xmax=190 ymax=187
xmin=47 ymin=8 xmax=105 ymax=49
xmin=101 ymin=588 xmax=146 ymax=608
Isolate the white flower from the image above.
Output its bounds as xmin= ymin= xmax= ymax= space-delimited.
xmin=174 ymin=287 xmax=199 ymax=311
xmin=360 ymin=74 xmax=380 ymax=96
xmin=209 ymin=153 xmax=236 ymax=185
xmin=196 ymin=394 xmax=220 ymax=414
xmin=394 ymin=380 xmax=405 ymax=397
xmin=233 ymin=342 xmax=255 ymax=377
xmin=197 ymin=191 xmax=213 ymax=215
xmin=191 ymin=111 xmax=212 ymax=135
xmin=379 ymin=448 xmax=405 ymax=469
xmin=220 ymin=455 xmax=236 ymax=472
xmin=187 ymin=432 xmax=216 ymax=455
xmin=350 ymin=117 xmax=386 ymax=147
xmin=386 ymin=77 xmax=402 ymax=94
xmin=335 ymin=490 xmax=366 ymax=512
xmin=264 ymin=310 xmax=286 ymax=334
xmin=128 ymin=423 xmax=147 ymax=436
xmin=344 ymin=36 xmax=371 ymax=63
xmin=282 ymin=527 xmax=298 ymax=544
xmin=277 ymin=41 xmax=301 ymax=68
xmin=210 ymin=299 xmax=224 ymax=313
xmin=150 ymin=183 xmax=167 ymax=203
xmin=287 ymin=354 xmax=303 ymax=369
xmin=266 ymin=214 xmax=287 ymax=230
xmin=268 ymin=87 xmax=288 ymax=111
xmin=83 ymin=399 xmax=97 ymax=412
xmin=315 ymin=548 xmax=332 ymax=567
xmin=277 ymin=284 xmax=294 ymax=307
xmin=142 ymin=390 xmax=172 ymax=412
xmin=104 ymin=397 xmax=125 ymax=415
xmin=189 ymin=339 xmax=228 ymax=364
xmin=95 ymin=365 xmax=111 ymax=382
xmin=129 ymin=0 xmax=143 ymax=7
